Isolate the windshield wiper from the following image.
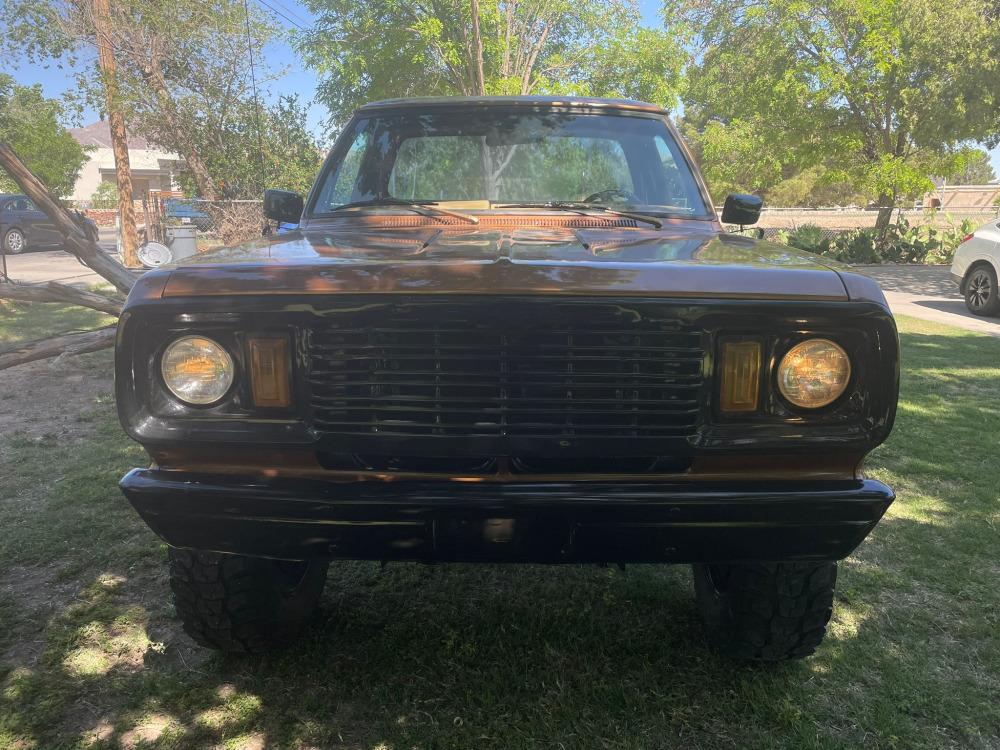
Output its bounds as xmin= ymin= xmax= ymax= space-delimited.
xmin=330 ymin=197 xmax=478 ymax=224
xmin=494 ymin=201 xmax=663 ymax=228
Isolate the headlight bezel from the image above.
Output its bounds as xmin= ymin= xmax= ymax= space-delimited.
xmin=160 ymin=334 xmax=237 ymax=406
xmin=775 ymin=337 xmax=852 ymax=411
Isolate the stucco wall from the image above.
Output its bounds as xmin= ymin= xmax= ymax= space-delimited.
xmin=70 ymin=146 xmax=182 ymax=202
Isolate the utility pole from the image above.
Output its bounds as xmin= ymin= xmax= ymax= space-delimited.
xmin=92 ymin=0 xmax=140 ymax=268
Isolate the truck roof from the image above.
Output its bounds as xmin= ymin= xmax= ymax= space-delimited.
xmin=356 ymin=95 xmax=667 ymax=115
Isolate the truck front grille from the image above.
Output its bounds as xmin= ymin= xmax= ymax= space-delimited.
xmin=306 ymin=299 xmax=705 ymax=440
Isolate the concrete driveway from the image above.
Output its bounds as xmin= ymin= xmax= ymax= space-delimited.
xmin=858 ymin=264 xmax=1000 ymax=337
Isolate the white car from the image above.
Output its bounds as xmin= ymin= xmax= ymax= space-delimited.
xmin=950 ymin=219 xmax=1000 ymax=316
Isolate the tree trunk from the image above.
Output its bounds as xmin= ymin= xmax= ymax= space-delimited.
xmin=0 ymin=326 xmax=117 ymax=370
xmin=93 ymin=0 xmax=140 ymax=269
xmin=0 ymin=280 xmax=123 ymax=316
xmin=470 ymin=0 xmax=486 ymax=96
xmin=0 ymin=142 xmax=136 ymax=294
xmin=874 ymin=193 xmax=896 ymax=242
xmin=141 ymin=47 xmax=219 ymax=200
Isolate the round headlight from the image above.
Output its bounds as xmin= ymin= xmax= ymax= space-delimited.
xmin=777 ymin=338 xmax=851 ymax=409
xmin=161 ymin=336 xmax=234 ymax=405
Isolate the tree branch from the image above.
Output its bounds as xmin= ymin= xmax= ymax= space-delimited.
xmin=0 ymin=326 xmax=117 ymax=370
xmin=0 ymin=280 xmax=123 ymax=316
xmin=0 ymin=142 xmax=137 ymax=294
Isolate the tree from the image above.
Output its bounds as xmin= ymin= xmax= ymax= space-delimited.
xmin=0 ymin=74 xmax=89 ymax=196
xmin=174 ymin=95 xmax=322 ymax=200
xmin=669 ymin=0 xmax=1000 ymax=234
xmin=946 ymin=147 xmax=998 ymax=185
xmin=1 ymin=0 xmax=281 ymax=200
xmin=296 ymin=0 xmax=686 ymax=127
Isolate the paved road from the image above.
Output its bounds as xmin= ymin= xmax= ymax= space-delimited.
xmin=859 ymin=264 xmax=1000 ymax=337
xmin=1 ymin=229 xmax=118 ymax=288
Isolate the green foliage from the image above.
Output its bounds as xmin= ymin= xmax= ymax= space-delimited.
xmin=670 ymin=0 xmax=1000 ymax=214
xmin=1 ymin=0 xmax=299 ymax=200
xmin=814 ymin=216 xmax=978 ymax=264
xmin=945 ymin=147 xmax=998 ymax=185
xmin=89 ymin=181 xmax=118 ymax=209
xmin=297 ymin=0 xmax=686 ymax=128
xmin=785 ymin=224 xmax=830 ymax=255
xmin=0 ymin=74 xmax=89 ymax=197
xmin=174 ymin=96 xmax=322 ymax=200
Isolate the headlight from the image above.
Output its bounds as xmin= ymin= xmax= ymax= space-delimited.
xmin=777 ymin=338 xmax=851 ymax=409
xmin=161 ymin=336 xmax=235 ymax=405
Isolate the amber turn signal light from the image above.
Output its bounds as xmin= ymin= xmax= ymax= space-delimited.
xmin=719 ymin=340 xmax=762 ymax=413
xmin=248 ymin=337 xmax=292 ymax=408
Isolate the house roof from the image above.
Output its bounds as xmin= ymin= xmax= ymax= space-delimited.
xmin=69 ymin=121 xmax=158 ymax=150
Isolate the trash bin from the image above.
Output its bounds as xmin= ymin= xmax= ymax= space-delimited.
xmin=166 ymin=226 xmax=198 ymax=260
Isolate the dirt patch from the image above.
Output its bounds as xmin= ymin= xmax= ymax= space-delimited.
xmin=0 ymin=349 xmax=114 ymax=441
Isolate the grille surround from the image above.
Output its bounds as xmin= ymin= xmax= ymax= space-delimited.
xmin=305 ymin=299 xmax=707 ymax=455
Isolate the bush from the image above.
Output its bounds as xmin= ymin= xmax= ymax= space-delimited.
xmin=785 ymin=224 xmax=831 ymax=255
xmin=89 ymin=181 xmax=119 ymax=210
xmin=829 ymin=229 xmax=880 ymax=264
xmin=785 ymin=216 xmax=978 ymax=265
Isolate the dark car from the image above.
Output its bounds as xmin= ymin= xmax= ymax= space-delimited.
xmin=0 ymin=193 xmax=98 ymax=254
xmin=116 ymin=97 xmax=898 ymax=660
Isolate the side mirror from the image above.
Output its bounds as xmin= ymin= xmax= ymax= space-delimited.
xmin=263 ymin=189 xmax=304 ymax=224
xmin=721 ymin=193 xmax=763 ymax=226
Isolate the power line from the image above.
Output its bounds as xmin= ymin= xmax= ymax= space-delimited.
xmin=265 ymin=0 xmax=312 ymax=28
xmin=253 ymin=0 xmax=308 ymax=31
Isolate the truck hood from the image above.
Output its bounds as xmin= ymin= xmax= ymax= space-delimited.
xmin=155 ymin=224 xmax=852 ymax=301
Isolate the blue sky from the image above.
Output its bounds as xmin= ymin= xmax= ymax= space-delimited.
xmin=7 ymin=0 xmax=1000 ymax=177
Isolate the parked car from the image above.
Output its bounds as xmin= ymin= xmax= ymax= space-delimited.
xmin=116 ymin=97 xmax=898 ymax=660
xmin=0 ymin=193 xmax=98 ymax=254
xmin=950 ymin=219 xmax=1000 ymax=316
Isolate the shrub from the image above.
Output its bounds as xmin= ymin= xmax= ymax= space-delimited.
xmin=785 ymin=223 xmax=831 ymax=255
xmin=89 ymin=181 xmax=119 ymax=209
xmin=829 ymin=229 xmax=880 ymax=264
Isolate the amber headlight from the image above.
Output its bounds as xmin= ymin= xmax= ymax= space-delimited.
xmin=777 ymin=338 xmax=851 ymax=409
xmin=161 ymin=336 xmax=235 ymax=405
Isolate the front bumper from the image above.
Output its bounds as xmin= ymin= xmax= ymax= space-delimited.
xmin=121 ymin=470 xmax=894 ymax=564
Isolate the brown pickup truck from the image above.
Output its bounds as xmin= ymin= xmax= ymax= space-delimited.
xmin=117 ymin=96 xmax=898 ymax=660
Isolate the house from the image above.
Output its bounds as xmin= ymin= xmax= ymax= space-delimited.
xmin=68 ymin=121 xmax=183 ymax=203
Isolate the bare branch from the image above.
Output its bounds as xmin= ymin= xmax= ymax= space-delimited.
xmin=0 ymin=143 xmax=137 ymax=294
xmin=0 ymin=281 xmax=123 ymax=316
xmin=0 ymin=326 xmax=117 ymax=371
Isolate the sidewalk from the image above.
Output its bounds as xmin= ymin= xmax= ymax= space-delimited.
xmin=857 ymin=264 xmax=1000 ymax=337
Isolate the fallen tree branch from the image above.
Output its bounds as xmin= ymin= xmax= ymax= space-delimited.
xmin=0 ymin=142 xmax=137 ymax=294
xmin=0 ymin=280 xmax=123 ymax=316
xmin=0 ymin=326 xmax=117 ymax=370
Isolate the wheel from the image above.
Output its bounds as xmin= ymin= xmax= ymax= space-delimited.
xmin=964 ymin=265 xmax=1000 ymax=316
xmin=3 ymin=228 xmax=26 ymax=254
xmin=167 ymin=548 xmax=328 ymax=653
xmin=692 ymin=561 xmax=837 ymax=661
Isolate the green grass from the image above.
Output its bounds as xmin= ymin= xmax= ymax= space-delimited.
xmin=0 ymin=297 xmax=117 ymax=346
xmin=1 ymin=315 xmax=999 ymax=749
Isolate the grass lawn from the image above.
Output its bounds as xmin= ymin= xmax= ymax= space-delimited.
xmin=0 ymin=297 xmax=117 ymax=346
xmin=0 ymin=313 xmax=998 ymax=749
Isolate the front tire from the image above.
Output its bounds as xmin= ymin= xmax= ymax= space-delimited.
xmin=964 ymin=264 xmax=1000 ymax=316
xmin=3 ymin=228 xmax=26 ymax=254
xmin=168 ymin=548 xmax=328 ymax=653
xmin=692 ymin=561 xmax=837 ymax=661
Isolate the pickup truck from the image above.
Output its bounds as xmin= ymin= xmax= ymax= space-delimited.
xmin=116 ymin=96 xmax=898 ymax=660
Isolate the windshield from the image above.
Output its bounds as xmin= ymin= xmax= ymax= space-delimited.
xmin=309 ymin=109 xmax=710 ymax=218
